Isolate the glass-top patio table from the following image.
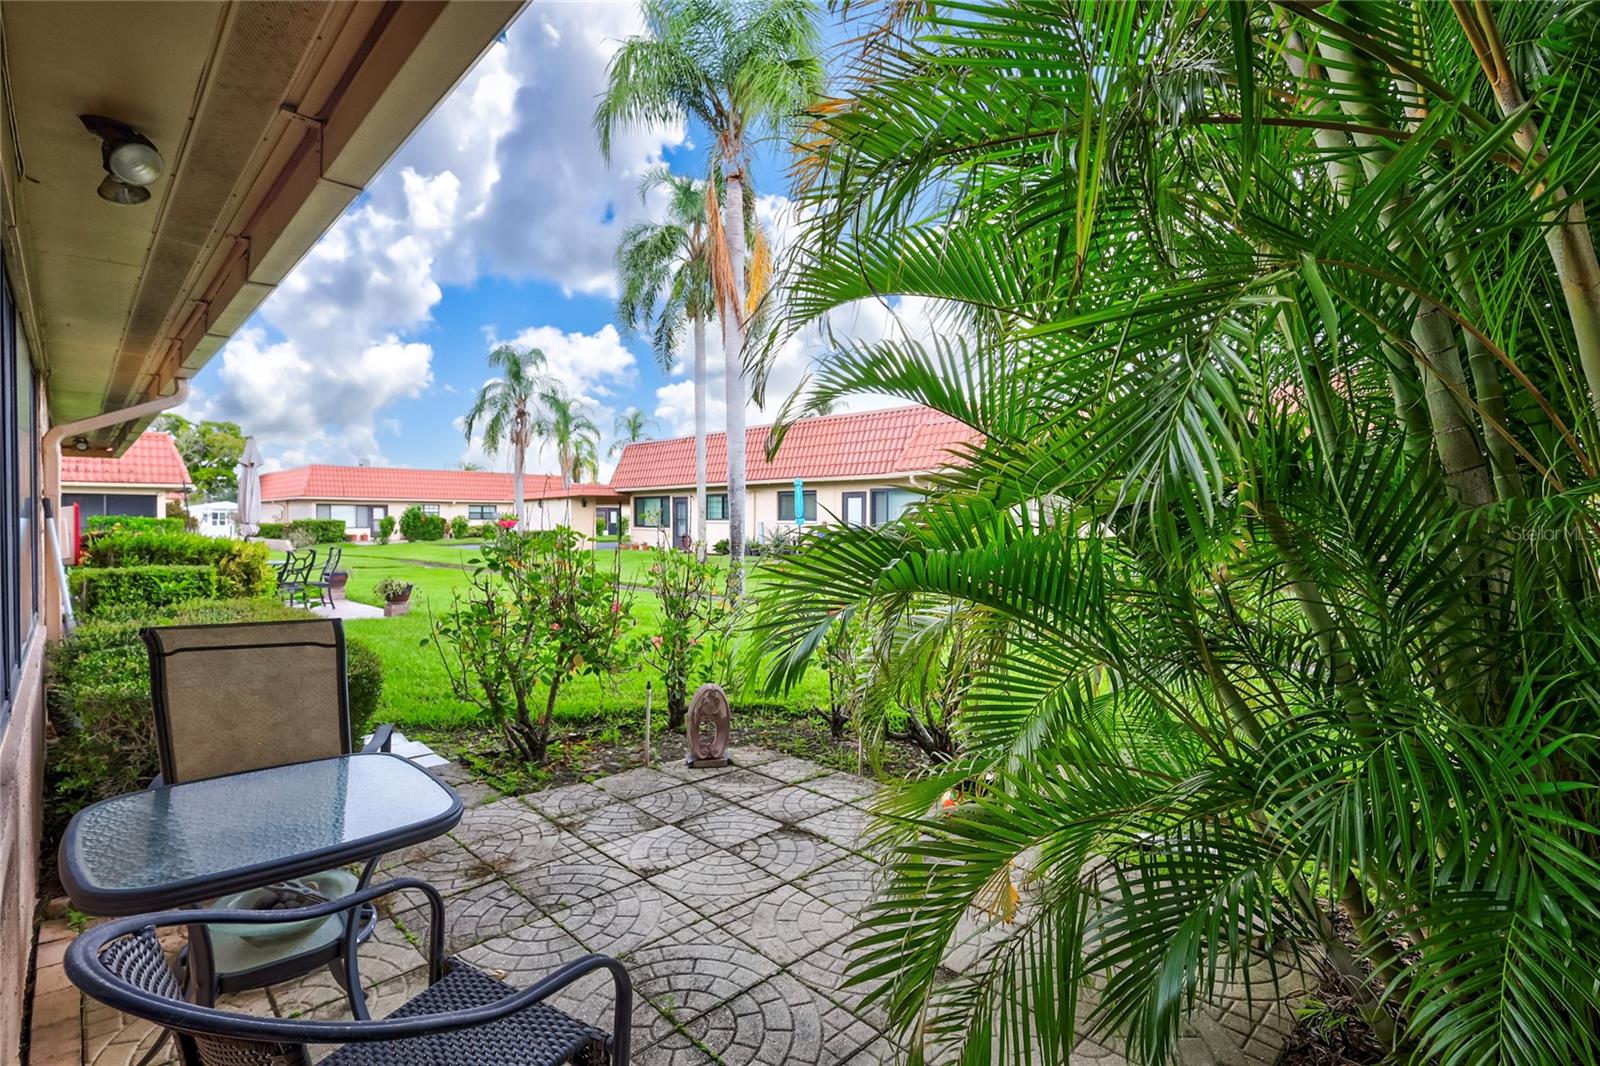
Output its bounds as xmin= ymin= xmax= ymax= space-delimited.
xmin=59 ymin=752 xmax=462 ymax=917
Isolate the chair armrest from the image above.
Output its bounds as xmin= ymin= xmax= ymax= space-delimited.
xmin=68 ymin=886 xmax=631 ymax=1057
xmin=361 ymin=724 xmax=395 ymax=754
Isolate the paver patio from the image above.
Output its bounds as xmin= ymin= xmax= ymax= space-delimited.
xmin=29 ymin=749 xmax=1308 ymax=1066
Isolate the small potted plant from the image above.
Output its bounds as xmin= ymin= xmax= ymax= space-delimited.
xmin=375 ymin=577 xmax=414 ymax=616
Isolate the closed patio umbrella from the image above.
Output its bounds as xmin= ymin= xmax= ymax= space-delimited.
xmin=236 ymin=437 xmax=262 ymax=538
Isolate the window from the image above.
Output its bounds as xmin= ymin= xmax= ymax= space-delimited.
xmin=0 ymin=255 xmax=37 ymax=736
xmin=706 ymin=493 xmax=728 ymax=521
xmin=777 ymin=490 xmax=817 ymax=522
xmin=633 ymin=495 xmax=669 ymax=528
xmin=419 ymin=504 xmax=440 ymax=516
xmin=870 ymin=487 xmax=919 ymax=525
xmin=469 ymin=504 xmax=498 ymax=521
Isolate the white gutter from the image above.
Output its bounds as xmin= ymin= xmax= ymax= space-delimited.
xmin=42 ymin=377 xmax=192 ymax=634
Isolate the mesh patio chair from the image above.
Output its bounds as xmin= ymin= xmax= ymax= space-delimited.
xmin=66 ymin=878 xmax=633 ymax=1066
xmin=140 ymin=619 xmax=397 ymax=1009
xmin=306 ymin=546 xmax=342 ymax=608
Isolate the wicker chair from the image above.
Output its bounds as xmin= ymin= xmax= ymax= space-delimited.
xmin=65 ymin=879 xmax=632 ymax=1066
xmin=140 ymin=619 xmax=396 ymax=1010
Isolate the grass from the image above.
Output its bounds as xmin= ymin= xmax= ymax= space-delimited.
xmin=308 ymin=541 xmax=822 ymax=732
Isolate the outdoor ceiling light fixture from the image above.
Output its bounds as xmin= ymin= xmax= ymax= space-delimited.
xmin=79 ymin=115 xmax=163 ymax=205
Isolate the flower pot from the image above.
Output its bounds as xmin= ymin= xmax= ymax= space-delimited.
xmin=383 ymin=598 xmax=410 ymax=617
xmin=329 ymin=572 xmax=349 ymax=600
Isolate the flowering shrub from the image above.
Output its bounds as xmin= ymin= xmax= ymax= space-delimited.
xmin=497 ymin=515 xmax=518 ymax=529
xmin=429 ymin=527 xmax=630 ymax=762
xmin=631 ymin=548 xmax=729 ymax=729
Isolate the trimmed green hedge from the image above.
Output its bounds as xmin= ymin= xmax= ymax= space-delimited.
xmin=46 ymin=597 xmax=386 ymax=842
xmin=399 ymin=506 xmax=447 ymax=541
xmin=81 ymin=532 xmax=272 ymax=598
xmin=254 ymin=519 xmax=345 ymax=544
xmin=72 ymin=565 xmax=217 ymax=617
xmin=85 ymin=515 xmax=184 ymax=535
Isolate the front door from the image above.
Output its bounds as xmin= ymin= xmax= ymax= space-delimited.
xmin=842 ymin=491 xmax=867 ymax=526
xmin=672 ymin=496 xmax=690 ymax=546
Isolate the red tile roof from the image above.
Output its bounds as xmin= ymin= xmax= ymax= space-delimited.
xmin=260 ymin=465 xmax=621 ymax=503
xmin=60 ymin=432 xmax=191 ymax=488
xmin=609 ymin=404 xmax=977 ymax=491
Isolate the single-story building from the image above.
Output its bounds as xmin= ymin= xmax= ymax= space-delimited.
xmin=259 ymin=464 xmax=623 ymax=540
xmin=608 ymin=404 xmax=977 ymax=546
xmin=59 ymin=431 xmax=191 ymax=536
xmin=191 ymin=500 xmax=238 ymax=538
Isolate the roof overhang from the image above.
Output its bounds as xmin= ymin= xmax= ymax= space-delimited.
xmin=0 ymin=0 xmax=522 ymax=454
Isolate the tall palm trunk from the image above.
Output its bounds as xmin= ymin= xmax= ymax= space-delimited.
xmin=513 ymin=424 xmax=528 ymax=529
xmin=693 ymin=314 xmax=709 ymax=562
xmin=722 ymin=143 xmax=749 ymax=594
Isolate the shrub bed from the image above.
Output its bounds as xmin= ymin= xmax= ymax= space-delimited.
xmin=81 ymin=532 xmax=273 ymax=599
xmin=72 ymin=565 xmax=217 ymax=616
xmin=252 ymin=519 xmax=344 ymax=543
xmin=85 ymin=515 xmax=184 ymax=536
xmin=399 ymin=506 xmax=447 ymax=541
xmin=47 ymin=597 xmax=386 ymax=833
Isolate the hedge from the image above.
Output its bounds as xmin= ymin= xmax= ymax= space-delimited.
xmin=253 ymin=519 xmax=345 ymax=544
xmin=85 ymin=515 xmax=184 ymax=536
xmin=82 ymin=532 xmax=272 ymax=598
xmin=399 ymin=506 xmax=446 ymax=541
xmin=46 ymin=597 xmax=386 ymax=847
xmin=72 ymin=565 xmax=217 ymax=617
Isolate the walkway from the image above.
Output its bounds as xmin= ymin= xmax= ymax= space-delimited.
xmin=30 ymin=750 xmax=1307 ymax=1065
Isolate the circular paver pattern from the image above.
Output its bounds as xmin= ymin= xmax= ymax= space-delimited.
xmin=739 ymin=784 xmax=843 ymax=825
xmin=678 ymin=806 xmax=783 ymax=848
xmin=450 ymin=799 xmax=566 ymax=874
xmin=597 ymin=823 xmax=719 ymax=876
xmin=379 ymin=838 xmax=502 ymax=895
xmin=699 ymin=768 xmax=784 ymax=801
xmin=630 ymin=784 xmax=715 ymax=824
xmin=797 ymin=855 xmax=887 ymax=912
xmin=521 ymin=781 xmax=612 ymax=826
xmin=801 ymin=771 xmax=883 ymax=805
xmin=733 ymin=828 xmax=848 ymax=880
xmin=626 ymin=934 xmax=779 ymax=1020
xmin=649 ymin=850 xmax=784 ymax=906
xmin=509 ymin=840 xmax=642 ymax=915
xmin=755 ymin=756 xmax=831 ymax=784
xmin=552 ymin=878 xmax=701 ymax=957
xmin=570 ymin=800 xmax=665 ymax=844
xmin=401 ymin=877 xmax=541 ymax=954
xmin=595 ymin=766 xmax=685 ymax=801
xmin=722 ymin=883 xmax=858 ymax=966
xmin=684 ymin=972 xmax=880 ymax=1066
xmin=456 ymin=915 xmax=590 ymax=984
xmin=267 ymin=919 xmax=425 ymax=1016
xmin=796 ymin=804 xmax=878 ymax=849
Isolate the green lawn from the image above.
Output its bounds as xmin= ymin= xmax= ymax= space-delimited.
xmin=309 ymin=542 xmax=821 ymax=731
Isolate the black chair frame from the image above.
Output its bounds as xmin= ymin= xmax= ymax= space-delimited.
xmin=66 ymin=879 xmax=633 ymax=1066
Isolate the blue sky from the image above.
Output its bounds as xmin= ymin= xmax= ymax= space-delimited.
xmin=183 ymin=2 xmax=920 ymax=478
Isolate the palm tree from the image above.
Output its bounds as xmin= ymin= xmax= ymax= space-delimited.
xmin=615 ymin=167 xmax=713 ymax=557
xmin=464 ymin=344 xmax=547 ymax=529
xmin=609 ymin=408 xmax=656 ymax=458
xmin=752 ymin=3 xmax=1600 ymax=1065
xmin=595 ymin=0 xmax=824 ymax=591
xmin=535 ymin=387 xmax=601 ymax=522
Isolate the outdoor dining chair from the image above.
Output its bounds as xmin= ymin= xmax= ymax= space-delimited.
xmin=140 ymin=618 xmax=396 ymax=1010
xmin=276 ymin=549 xmax=317 ymax=607
xmin=66 ymin=878 xmax=633 ymax=1066
xmin=306 ymin=545 xmax=342 ymax=608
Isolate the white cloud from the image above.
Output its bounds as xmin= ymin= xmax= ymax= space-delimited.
xmin=188 ymin=3 xmax=682 ymax=465
xmin=650 ymin=193 xmax=951 ymax=438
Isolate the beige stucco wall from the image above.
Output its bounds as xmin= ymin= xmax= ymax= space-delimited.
xmin=623 ymin=474 xmax=927 ymax=546
xmin=266 ymin=497 xmax=621 ymax=542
